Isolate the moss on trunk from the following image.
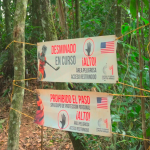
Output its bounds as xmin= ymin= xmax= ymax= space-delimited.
xmin=7 ymin=0 xmax=28 ymax=149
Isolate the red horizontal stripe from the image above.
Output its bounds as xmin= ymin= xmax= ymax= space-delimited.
xmin=101 ymin=52 xmax=114 ymax=54
xmin=97 ymin=107 xmax=108 ymax=109
xmin=106 ymin=41 xmax=114 ymax=43
xmin=106 ymin=43 xmax=114 ymax=46
xmin=102 ymin=47 xmax=114 ymax=49
xmin=101 ymin=48 xmax=114 ymax=50
xmin=101 ymin=50 xmax=114 ymax=52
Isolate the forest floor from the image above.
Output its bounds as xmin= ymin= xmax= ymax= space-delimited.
xmin=0 ymin=80 xmax=73 ymax=150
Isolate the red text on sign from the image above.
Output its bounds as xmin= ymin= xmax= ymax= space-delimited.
xmin=78 ymin=95 xmax=90 ymax=105
xmin=76 ymin=111 xmax=90 ymax=121
xmin=51 ymin=44 xmax=76 ymax=54
xmin=82 ymin=57 xmax=96 ymax=66
xmin=50 ymin=94 xmax=77 ymax=104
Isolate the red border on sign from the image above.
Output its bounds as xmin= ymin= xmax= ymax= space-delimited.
xmin=58 ymin=110 xmax=69 ymax=130
xmin=83 ymin=38 xmax=95 ymax=57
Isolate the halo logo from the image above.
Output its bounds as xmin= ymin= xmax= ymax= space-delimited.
xmin=83 ymin=38 xmax=95 ymax=56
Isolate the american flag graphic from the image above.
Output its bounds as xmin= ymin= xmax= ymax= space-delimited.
xmin=97 ymin=97 xmax=108 ymax=109
xmin=100 ymin=41 xmax=114 ymax=54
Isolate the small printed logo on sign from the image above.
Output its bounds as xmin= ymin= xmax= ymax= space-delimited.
xmin=97 ymin=118 xmax=109 ymax=133
xmin=83 ymin=38 xmax=95 ymax=57
xmin=102 ymin=64 xmax=115 ymax=81
xmin=58 ymin=110 xmax=69 ymax=130
xmin=98 ymin=118 xmax=108 ymax=129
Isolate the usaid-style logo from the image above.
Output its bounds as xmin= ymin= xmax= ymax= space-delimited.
xmin=83 ymin=38 xmax=95 ymax=57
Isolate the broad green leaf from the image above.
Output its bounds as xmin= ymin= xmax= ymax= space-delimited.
xmin=141 ymin=17 xmax=149 ymax=24
xmin=142 ymin=0 xmax=149 ymax=8
xmin=130 ymin=0 xmax=136 ymax=18
xmin=118 ymin=0 xmax=123 ymax=4
xmin=135 ymin=105 xmax=141 ymax=114
xmin=0 ymin=119 xmax=5 ymax=124
xmin=142 ymin=56 xmax=149 ymax=61
xmin=146 ymin=127 xmax=150 ymax=137
xmin=146 ymin=113 xmax=150 ymax=119
xmin=129 ymin=122 xmax=133 ymax=131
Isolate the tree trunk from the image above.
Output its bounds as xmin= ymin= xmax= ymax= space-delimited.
xmin=72 ymin=0 xmax=75 ymax=38
xmin=3 ymin=0 xmax=12 ymax=44
xmin=56 ymin=0 xmax=68 ymax=39
xmin=7 ymin=0 xmax=28 ymax=149
xmin=148 ymin=0 xmax=150 ymax=88
xmin=31 ymin=0 xmax=41 ymax=43
xmin=124 ymin=0 xmax=130 ymax=44
xmin=115 ymin=4 xmax=123 ymax=61
xmin=40 ymin=0 xmax=57 ymax=41
xmin=0 ymin=0 xmax=2 ymax=51
xmin=141 ymin=1 xmax=145 ymax=66
xmin=3 ymin=0 xmax=14 ymax=77
xmin=75 ymin=0 xmax=81 ymax=38
xmin=136 ymin=0 xmax=148 ymax=149
xmin=40 ymin=1 xmax=84 ymax=149
xmin=63 ymin=0 xmax=68 ymax=39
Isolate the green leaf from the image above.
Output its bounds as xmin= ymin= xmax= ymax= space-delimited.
xmin=93 ymin=83 xmax=101 ymax=92
xmin=130 ymin=0 xmax=136 ymax=18
xmin=0 ymin=119 xmax=5 ymax=124
xmin=129 ymin=122 xmax=133 ymax=131
xmin=2 ymin=88 xmax=9 ymax=97
xmin=141 ymin=17 xmax=149 ymax=24
xmin=146 ymin=113 xmax=150 ymax=119
xmin=118 ymin=0 xmax=123 ymax=4
xmin=142 ymin=0 xmax=149 ymax=8
xmin=146 ymin=127 xmax=150 ymax=137
xmin=135 ymin=105 xmax=141 ymax=114
xmin=142 ymin=56 xmax=149 ymax=61
xmin=111 ymin=115 xmax=121 ymax=122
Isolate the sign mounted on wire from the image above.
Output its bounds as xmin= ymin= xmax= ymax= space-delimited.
xmin=37 ymin=35 xmax=118 ymax=83
xmin=34 ymin=89 xmax=113 ymax=137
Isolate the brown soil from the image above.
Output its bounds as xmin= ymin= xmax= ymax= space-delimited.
xmin=0 ymin=81 xmax=73 ymax=150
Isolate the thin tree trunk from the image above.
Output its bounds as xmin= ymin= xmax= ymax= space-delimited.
xmin=40 ymin=1 xmax=84 ymax=149
xmin=75 ymin=0 xmax=81 ymax=38
xmin=141 ymin=1 xmax=145 ymax=66
xmin=3 ymin=0 xmax=12 ymax=44
xmin=136 ymin=0 xmax=148 ymax=149
xmin=115 ymin=4 xmax=123 ymax=61
xmin=57 ymin=0 xmax=68 ymax=39
xmin=40 ymin=0 xmax=57 ymax=41
xmin=0 ymin=0 xmax=2 ymax=51
xmin=149 ymin=0 xmax=150 ymax=87
xmin=63 ymin=0 xmax=68 ymax=39
xmin=124 ymin=0 xmax=130 ymax=44
xmin=3 ymin=0 xmax=13 ymax=77
xmin=72 ymin=0 xmax=75 ymax=38
xmin=7 ymin=0 xmax=28 ymax=149
xmin=31 ymin=0 xmax=41 ymax=43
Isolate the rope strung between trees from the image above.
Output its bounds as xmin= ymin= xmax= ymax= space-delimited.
xmin=12 ymin=78 xmax=150 ymax=97
xmin=115 ymin=23 xmax=150 ymax=40
xmin=5 ymin=22 xmax=150 ymax=145
xmin=4 ymin=22 xmax=150 ymax=50
xmin=7 ymin=106 xmax=150 ymax=142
